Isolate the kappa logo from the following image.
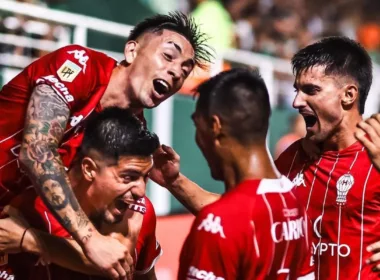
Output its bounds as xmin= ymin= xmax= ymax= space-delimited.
xmin=197 ymin=213 xmax=226 ymax=238
xmin=336 ymin=173 xmax=354 ymax=205
xmin=292 ymin=172 xmax=306 ymax=187
xmin=57 ymin=60 xmax=81 ymax=82
xmin=67 ymin=50 xmax=89 ymax=73
xmin=187 ymin=266 xmax=225 ymax=280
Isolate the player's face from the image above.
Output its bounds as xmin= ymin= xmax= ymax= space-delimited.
xmin=87 ymin=156 xmax=152 ymax=219
xmin=127 ymin=30 xmax=195 ymax=108
xmin=192 ymin=111 xmax=223 ymax=180
xmin=293 ymin=66 xmax=345 ymax=143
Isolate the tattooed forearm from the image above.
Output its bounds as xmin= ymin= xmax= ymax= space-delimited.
xmin=19 ymin=84 xmax=93 ymax=241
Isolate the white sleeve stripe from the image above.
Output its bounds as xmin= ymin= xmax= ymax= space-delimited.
xmin=49 ymin=85 xmax=69 ymax=105
xmin=297 ymin=272 xmax=315 ymax=280
xmin=44 ymin=211 xmax=52 ymax=234
xmin=134 ymin=246 xmax=163 ymax=275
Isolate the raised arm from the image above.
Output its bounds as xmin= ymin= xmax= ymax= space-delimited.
xmin=149 ymin=145 xmax=221 ymax=215
xmin=18 ymin=84 xmax=131 ymax=279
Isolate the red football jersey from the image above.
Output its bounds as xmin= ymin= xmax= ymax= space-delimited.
xmin=178 ymin=176 xmax=314 ymax=280
xmin=276 ymin=140 xmax=380 ymax=279
xmin=0 ymin=45 xmax=116 ymax=206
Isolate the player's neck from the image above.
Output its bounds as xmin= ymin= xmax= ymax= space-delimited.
xmin=322 ymin=111 xmax=362 ymax=152
xmin=100 ymin=64 xmax=142 ymax=115
xmin=221 ymin=141 xmax=281 ymax=192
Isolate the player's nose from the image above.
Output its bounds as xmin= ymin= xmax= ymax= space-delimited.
xmin=293 ymin=92 xmax=307 ymax=109
xmin=131 ymin=178 xmax=147 ymax=200
xmin=168 ymin=64 xmax=181 ymax=82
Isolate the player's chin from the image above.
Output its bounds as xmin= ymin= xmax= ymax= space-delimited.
xmin=210 ymin=167 xmax=223 ymax=181
xmin=142 ymin=96 xmax=160 ymax=108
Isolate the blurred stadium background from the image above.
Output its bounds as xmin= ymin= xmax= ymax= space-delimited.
xmin=1 ymin=0 xmax=380 ymax=278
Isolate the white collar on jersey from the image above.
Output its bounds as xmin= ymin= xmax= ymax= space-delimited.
xmin=256 ymin=176 xmax=295 ymax=195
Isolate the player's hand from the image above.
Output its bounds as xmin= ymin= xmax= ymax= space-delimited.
xmin=0 ymin=216 xmax=28 ymax=254
xmin=366 ymin=240 xmax=380 ymax=271
xmin=301 ymin=138 xmax=320 ymax=161
xmin=355 ymin=114 xmax=380 ymax=172
xmin=82 ymin=230 xmax=134 ymax=280
xmin=149 ymin=144 xmax=180 ymax=188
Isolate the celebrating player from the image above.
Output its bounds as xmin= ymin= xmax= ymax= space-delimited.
xmin=167 ymin=69 xmax=311 ymax=279
xmin=0 ymin=12 xmax=212 ymax=278
xmin=0 ymin=107 xmax=161 ymax=280
xmin=152 ymin=36 xmax=380 ymax=279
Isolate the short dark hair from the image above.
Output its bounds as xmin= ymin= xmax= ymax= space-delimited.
xmin=196 ymin=68 xmax=271 ymax=144
xmin=79 ymin=107 xmax=159 ymax=163
xmin=128 ymin=12 xmax=213 ymax=69
xmin=292 ymin=36 xmax=373 ymax=114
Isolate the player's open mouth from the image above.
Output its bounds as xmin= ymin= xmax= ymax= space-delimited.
xmin=153 ymin=79 xmax=171 ymax=95
xmin=303 ymin=115 xmax=318 ymax=128
xmin=114 ymin=199 xmax=128 ymax=215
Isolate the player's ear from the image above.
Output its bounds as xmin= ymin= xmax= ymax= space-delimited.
xmin=210 ymin=115 xmax=223 ymax=143
xmin=342 ymin=83 xmax=358 ymax=109
xmin=81 ymin=157 xmax=98 ymax=182
xmin=124 ymin=41 xmax=138 ymax=64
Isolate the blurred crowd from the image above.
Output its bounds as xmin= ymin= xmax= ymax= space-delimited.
xmin=188 ymin=0 xmax=380 ymax=62
xmin=0 ymin=0 xmax=68 ymax=64
xmin=1 ymin=0 xmax=380 ymax=62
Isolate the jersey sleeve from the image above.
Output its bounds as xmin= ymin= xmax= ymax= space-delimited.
xmin=178 ymin=207 xmax=241 ymax=280
xmin=29 ymin=45 xmax=96 ymax=109
xmin=34 ymin=196 xmax=71 ymax=238
xmin=135 ymin=198 xmax=162 ymax=275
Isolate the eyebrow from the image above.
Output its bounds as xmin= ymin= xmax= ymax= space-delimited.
xmin=119 ymin=170 xmax=142 ymax=177
xmin=168 ymin=41 xmax=195 ymax=68
xmin=168 ymin=41 xmax=182 ymax=54
xmin=294 ymin=83 xmax=321 ymax=91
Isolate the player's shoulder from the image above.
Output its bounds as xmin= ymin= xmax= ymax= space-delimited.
xmin=50 ymin=44 xmax=113 ymax=66
xmin=198 ymin=181 xmax=261 ymax=227
xmin=277 ymin=138 xmax=302 ymax=162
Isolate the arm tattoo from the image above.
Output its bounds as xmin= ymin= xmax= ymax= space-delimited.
xmin=20 ymin=84 xmax=92 ymax=237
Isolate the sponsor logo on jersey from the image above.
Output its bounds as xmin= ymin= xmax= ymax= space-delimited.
xmin=292 ymin=172 xmax=306 ymax=187
xmin=36 ymin=75 xmax=74 ymax=102
xmin=0 ymin=269 xmax=14 ymax=280
xmin=57 ymin=60 xmax=82 ymax=82
xmin=67 ymin=50 xmax=89 ymax=73
xmin=187 ymin=266 xmax=225 ymax=280
xmin=312 ymin=215 xmax=350 ymax=257
xmin=197 ymin=213 xmax=226 ymax=238
xmin=271 ymin=216 xmax=305 ymax=242
xmin=336 ymin=173 xmax=354 ymax=205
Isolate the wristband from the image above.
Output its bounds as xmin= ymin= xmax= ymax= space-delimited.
xmin=20 ymin=227 xmax=30 ymax=252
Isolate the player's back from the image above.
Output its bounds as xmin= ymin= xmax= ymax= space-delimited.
xmin=179 ymin=176 xmax=313 ymax=280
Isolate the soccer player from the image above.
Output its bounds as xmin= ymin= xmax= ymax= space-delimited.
xmin=175 ymin=69 xmax=312 ymax=279
xmin=0 ymin=12 xmax=212 ymax=277
xmin=0 ymin=107 xmax=161 ymax=279
xmin=151 ymin=36 xmax=380 ymax=279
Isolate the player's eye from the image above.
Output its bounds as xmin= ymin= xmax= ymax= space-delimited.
xmin=163 ymin=53 xmax=173 ymax=61
xmin=182 ymin=68 xmax=189 ymax=77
